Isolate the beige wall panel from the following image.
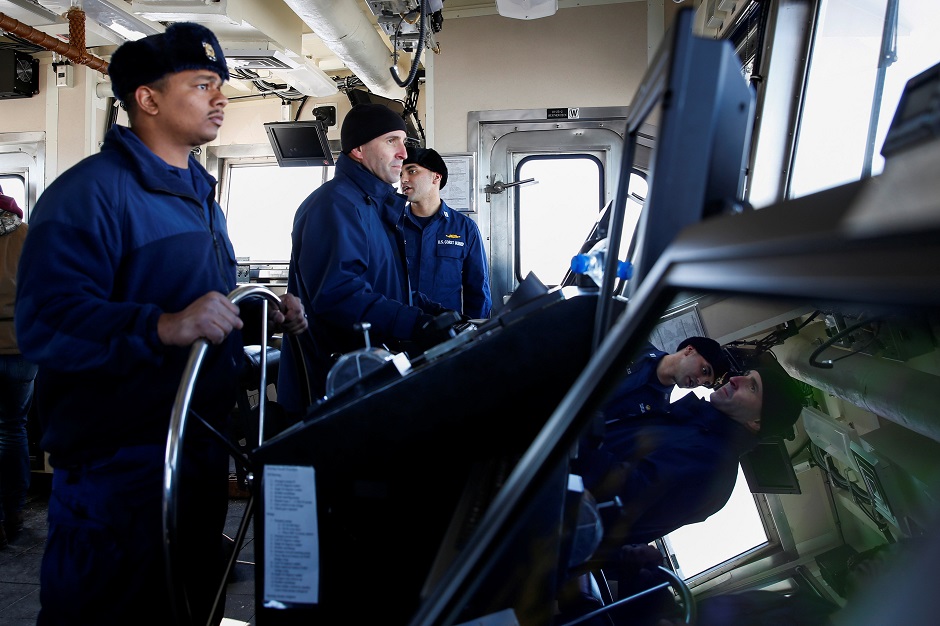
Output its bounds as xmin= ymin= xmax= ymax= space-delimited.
xmin=430 ymin=3 xmax=648 ymax=152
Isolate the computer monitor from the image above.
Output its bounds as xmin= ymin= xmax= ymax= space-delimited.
xmin=740 ymin=439 xmax=802 ymax=495
xmin=263 ymin=120 xmax=335 ymax=167
xmin=586 ymin=6 xmax=755 ymax=349
xmin=880 ymin=60 xmax=940 ymax=158
xmin=598 ymin=8 xmax=755 ymax=326
xmin=410 ymin=159 xmax=940 ymax=626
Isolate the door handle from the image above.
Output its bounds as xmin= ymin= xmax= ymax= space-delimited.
xmin=484 ymin=177 xmax=536 ymax=201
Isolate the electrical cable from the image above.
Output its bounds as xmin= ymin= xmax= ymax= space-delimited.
xmin=0 ymin=33 xmax=44 ymax=53
xmin=727 ymin=311 xmax=818 ymax=358
xmin=402 ymin=80 xmax=426 ymax=144
xmin=389 ymin=0 xmax=426 ymax=88
xmin=809 ymin=316 xmax=882 ymax=369
xmin=294 ymin=96 xmax=309 ymax=121
xmin=230 ymin=67 xmax=305 ymax=101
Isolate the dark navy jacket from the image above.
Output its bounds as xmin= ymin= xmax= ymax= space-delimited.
xmin=278 ymin=153 xmax=444 ymax=411
xmin=581 ymin=344 xmax=669 ymax=451
xmin=602 ymin=344 xmax=671 ymax=424
xmin=403 ymin=200 xmax=491 ymax=319
xmin=15 ymin=125 xmax=240 ymax=466
xmin=577 ymin=393 xmax=757 ymax=546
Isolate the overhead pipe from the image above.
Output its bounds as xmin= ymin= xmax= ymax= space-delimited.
xmin=773 ymin=324 xmax=940 ymax=445
xmin=280 ymin=0 xmax=405 ymax=100
xmin=0 ymin=11 xmax=108 ymax=73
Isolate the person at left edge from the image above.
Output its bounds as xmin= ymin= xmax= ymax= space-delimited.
xmin=400 ymin=146 xmax=492 ymax=319
xmin=14 ymin=23 xmax=307 ymax=626
xmin=0 ymin=187 xmax=37 ymax=551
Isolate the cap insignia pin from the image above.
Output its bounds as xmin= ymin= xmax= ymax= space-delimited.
xmin=203 ymin=41 xmax=217 ymax=62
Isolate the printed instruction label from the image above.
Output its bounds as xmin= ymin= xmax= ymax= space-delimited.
xmin=263 ymin=464 xmax=319 ymax=606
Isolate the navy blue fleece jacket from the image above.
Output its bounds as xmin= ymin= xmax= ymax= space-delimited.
xmin=15 ymin=125 xmax=241 ymax=465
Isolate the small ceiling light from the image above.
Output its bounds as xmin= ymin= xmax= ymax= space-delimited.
xmin=496 ymin=0 xmax=557 ymax=21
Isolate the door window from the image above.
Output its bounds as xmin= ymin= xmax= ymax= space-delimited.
xmin=663 ymin=465 xmax=770 ymax=579
xmin=0 ymin=175 xmax=26 ymax=216
xmin=662 ymin=387 xmax=776 ymax=583
xmin=516 ymin=155 xmax=603 ymax=286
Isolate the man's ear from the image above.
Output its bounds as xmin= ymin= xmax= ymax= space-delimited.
xmin=744 ymin=418 xmax=761 ymax=434
xmin=135 ymin=86 xmax=160 ymax=117
xmin=348 ymin=146 xmax=364 ymax=161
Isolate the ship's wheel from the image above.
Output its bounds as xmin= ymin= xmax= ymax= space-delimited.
xmin=163 ymin=284 xmax=284 ymax=625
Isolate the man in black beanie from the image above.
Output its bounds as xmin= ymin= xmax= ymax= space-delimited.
xmin=278 ymin=104 xmax=453 ymax=410
xmin=578 ymin=350 xmax=803 ymax=551
xmin=15 ymin=22 xmax=308 ymax=625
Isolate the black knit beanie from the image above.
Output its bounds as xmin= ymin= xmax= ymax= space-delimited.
xmin=753 ymin=353 xmax=804 ymax=440
xmin=341 ymin=104 xmax=408 ymax=153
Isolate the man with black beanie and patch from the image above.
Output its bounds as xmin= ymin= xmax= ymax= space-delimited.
xmin=15 ymin=23 xmax=307 ymax=625
xmin=400 ymin=146 xmax=492 ymax=319
xmin=278 ymin=104 xmax=453 ymax=410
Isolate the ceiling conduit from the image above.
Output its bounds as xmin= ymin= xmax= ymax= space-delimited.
xmin=774 ymin=328 xmax=940 ymax=445
xmin=0 ymin=10 xmax=108 ymax=73
xmin=280 ymin=0 xmax=405 ymax=100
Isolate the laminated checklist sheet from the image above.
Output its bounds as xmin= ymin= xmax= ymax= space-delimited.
xmin=262 ymin=465 xmax=319 ymax=607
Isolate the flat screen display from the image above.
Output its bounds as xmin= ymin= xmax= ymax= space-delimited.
xmin=264 ymin=120 xmax=335 ymax=167
xmin=740 ymin=438 xmax=802 ymax=494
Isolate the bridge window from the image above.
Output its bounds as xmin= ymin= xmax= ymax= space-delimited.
xmin=790 ymin=0 xmax=940 ymax=197
xmin=222 ymin=160 xmax=333 ymax=262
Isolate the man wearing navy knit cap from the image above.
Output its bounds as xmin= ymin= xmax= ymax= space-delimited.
xmin=400 ymin=146 xmax=492 ymax=319
xmin=278 ymin=104 xmax=453 ymax=410
xmin=16 ymin=22 xmax=307 ymax=625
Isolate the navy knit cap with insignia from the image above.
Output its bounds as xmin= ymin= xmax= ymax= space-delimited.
xmin=676 ymin=336 xmax=728 ymax=383
xmin=341 ymin=103 xmax=408 ymax=154
xmin=109 ymin=22 xmax=229 ymax=105
xmin=404 ymin=146 xmax=448 ymax=189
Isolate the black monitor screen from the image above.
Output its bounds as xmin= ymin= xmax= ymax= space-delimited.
xmin=615 ymin=8 xmax=755 ymax=298
xmin=264 ymin=120 xmax=335 ymax=167
xmin=589 ymin=7 xmax=755 ymax=348
xmin=740 ymin=438 xmax=802 ymax=495
xmin=880 ymin=60 xmax=940 ymax=158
